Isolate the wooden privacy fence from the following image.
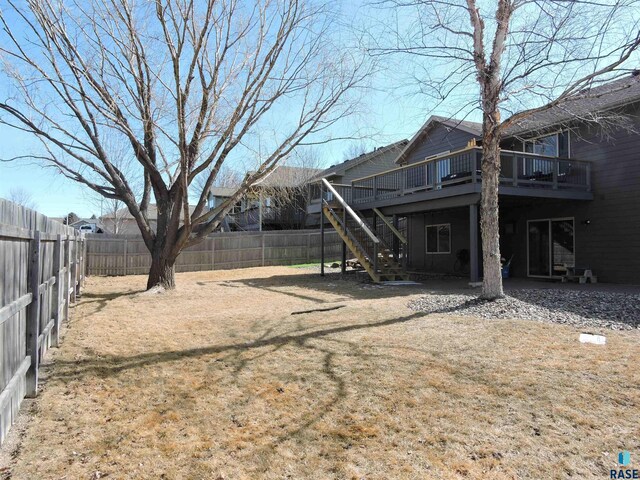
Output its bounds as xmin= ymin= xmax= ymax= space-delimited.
xmin=0 ymin=199 xmax=86 ymax=445
xmin=86 ymin=229 xmax=342 ymax=276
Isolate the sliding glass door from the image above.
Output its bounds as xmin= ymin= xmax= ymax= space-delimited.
xmin=527 ymin=218 xmax=575 ymax=277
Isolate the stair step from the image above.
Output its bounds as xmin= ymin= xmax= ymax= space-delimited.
xmin=322 ymin=205 xmax=408 ymax=283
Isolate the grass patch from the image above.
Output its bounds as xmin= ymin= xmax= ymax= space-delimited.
xmin=3 ymin=266 xmax=639 ymax=479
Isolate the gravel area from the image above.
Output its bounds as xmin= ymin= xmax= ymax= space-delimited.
xmin=408 ymin=289 xmax=640 ymax=330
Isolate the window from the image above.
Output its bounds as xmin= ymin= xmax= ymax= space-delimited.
xmin=426 ymin=224 xmax=451 ymax=254
xmin=527 ymin=218 xmax=575 ymax=277
xmin=523 ymin=130 xmax=570 ymax=157
xmin=522 ymin=131 xmax=570 ymax=176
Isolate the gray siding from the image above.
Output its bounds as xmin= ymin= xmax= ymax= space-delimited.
xmin=403 ymin=124 xmax=478 ymax=166
xmin=500 ymin=106 xmax=640 ymax=283
xmin=401 ymin=106 xmax=640 ymax=283
xmin=407 ymin=208 xmax=470 ymax=274
xmin=328 ymin=146 xmax=404 ymax=184
xmin=341 ymin=151 xmax=399 ymax=183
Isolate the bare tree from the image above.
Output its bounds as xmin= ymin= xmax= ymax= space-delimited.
xmin=371 ymin=0 xmax=640 ymax=298
xmin=342 ymin=140 xmax=370 ymax=160
xmin=7 ymin=187 xmax=37 ymax=210
xmin=244 ymin=148 xmax=323 ymax=229
xmin=0 ymin=0 xmax=370 ymax=289
xmin=192 ymin=164 xmax=243 ymax=198
xmin=100 ymin=199 xmax=127 ymax=235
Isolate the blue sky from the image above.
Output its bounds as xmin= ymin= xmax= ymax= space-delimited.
xmin=0 ymin=83 xmax=446 ymax=218
xmin=1 ymin=0 xmax=636 ymax=218
xmin=0 ymin=0 xmax=464 ymax=218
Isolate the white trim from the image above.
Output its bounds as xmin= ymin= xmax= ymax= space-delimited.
xmin=426 ymin=223 xmax=451 ymax=255
xmin=526 ymin=217 xmax=575 ymax=278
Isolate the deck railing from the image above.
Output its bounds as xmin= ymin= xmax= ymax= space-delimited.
xmin=309 ymin=182 xmax=352 ymax=205
xmin=349 ymin=146 xmax=591 ymax=205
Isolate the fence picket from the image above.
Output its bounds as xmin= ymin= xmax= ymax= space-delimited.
xmin=0 ymin=199 xmax=82 ymax=445
xmin=85 ymin=230 xmax=342 ymax=275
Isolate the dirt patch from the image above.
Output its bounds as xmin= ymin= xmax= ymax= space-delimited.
xmin=1 ymin=267 xmax=639 ymax=479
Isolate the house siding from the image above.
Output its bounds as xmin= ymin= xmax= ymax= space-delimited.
xmin=399 ymin=107 xmax=640 ymax=284
xmin=500 ymin=107 xmax=640 ymax=283
xmin=325 ymin=146 xmax=404 ymax=184
xmin=407 ymin=208 xmax=470 ymax=274
xmin=342 ymin=149 xmax=401 ymax=183
xmin=403 ymin=124 xmax=478 ymax=166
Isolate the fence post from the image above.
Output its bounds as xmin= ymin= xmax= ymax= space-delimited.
xmin=64 ymin=235 xmax=71 ymax=322
xmin=81 ymin=237 xmax=87 ymax=287
xmin=306 ymin=232 xmax=311 ymax=263
xmin=51 ymin=234 xmax=62 ymax=347
xmin=211 ymin=236 xmax=215 ymax=270
xmin=71 ymin=235 xmax=78 ymax=303
xmin=123 ymin=238 xmax=128 ymax=276
xmin=26 ymin=230 xmax=42 ymax=397
xmin=261 ymin=233 xmax=265 ymax=267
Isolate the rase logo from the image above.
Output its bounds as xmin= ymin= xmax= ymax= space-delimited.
xmin=611 ymin=451 xmax=639 ymax=479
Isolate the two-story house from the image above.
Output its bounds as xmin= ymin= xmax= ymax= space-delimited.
xmin=306 ymin=140 xmax=408 ymax=226
xmin=318 ymin=73 xmax=640 ymax=284
xmin=233 ymin=165 xmax=323 ymax=231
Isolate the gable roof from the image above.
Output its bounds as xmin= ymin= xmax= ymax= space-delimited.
xmin=208 ymin=187 xmax=237 ymax=198
xmin=506 ymin=72 xmax=640 ymax=135
xmin=70 ymin=218 xmax=102 ymax=227
xmin=316 ymin=139 xmax=408 ymax=179
xmin=395 ymin=115 xmax=482 ymax=164
xmin=251 ymin=165 xmax=323 ymax=188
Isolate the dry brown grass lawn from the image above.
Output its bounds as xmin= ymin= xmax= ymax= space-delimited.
xmin=2 ymin=267 xmax=639 ymax=479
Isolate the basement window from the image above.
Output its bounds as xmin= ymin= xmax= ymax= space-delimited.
xmin=426 ymin=224 xmax=451 ymax=254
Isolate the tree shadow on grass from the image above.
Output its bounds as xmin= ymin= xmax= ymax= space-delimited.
xmin=222 ymin=272 xmax=426 ymax=302
xmin=50 ymin=311 xmax=426 ymax=381
xmin=73 ymin=289 xmax=145 ymax=315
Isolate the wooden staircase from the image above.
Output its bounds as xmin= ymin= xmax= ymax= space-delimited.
xmin=323 ymin=202 xmax=409 ymax=283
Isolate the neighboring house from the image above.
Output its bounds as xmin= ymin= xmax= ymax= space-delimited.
xmin=320 ymin=72 xmax=640 ymax=284
xmin=306 ymin=140 xmax=408 ymax=225
xmin=70 ymin=218 xmax=105 ymax=234
xmin=100 ymin=204 xmax=197 ymax=235
xmin=233 ymin=165 xmax=323 ymax=231
xmin=318 ymin=139 xmax=409 ymax=185
xmin=205 ymin=187 xmax=242 ymax=231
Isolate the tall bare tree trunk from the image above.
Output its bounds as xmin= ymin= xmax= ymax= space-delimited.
xmin=480 ymin=111 xmax=504 ymax=299
xmin=147 ymin=253 xmax=177 ymax=290
xmin=145 ymin=200 xmax=180 ymax=290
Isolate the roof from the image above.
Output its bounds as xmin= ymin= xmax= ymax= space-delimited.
xmin=208 ymin=187 xmax=237 ymax=198
xmin=395 ymin=115 xmax=482 ymax=164
xmin=506 ymin=72 xmax=640 ymax=135
xmin=251 ymin=165 xmax=323 ymax=188
xmin=102 ymin=204 xmax=197 ymax=221
xmin=315 ymin=139 xmax=409 ymax=180
xmin=70 ymin=218 xmax=102 ymax=226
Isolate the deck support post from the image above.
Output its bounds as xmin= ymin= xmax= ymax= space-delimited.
xmin=341 ymin=207 xmax=347 ymax=274
xmin=469 ymin=203 xmax=480 ymax=284
xmin=392 ymin=215 xmax=400 ymax=258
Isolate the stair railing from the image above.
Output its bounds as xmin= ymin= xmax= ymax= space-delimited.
xmin=323 ymin=202 xmax=375 ymax=266
xmin=372 ymin=208 xmax=407 ymax=267
xmin=373 ymin=208 xmax=407 ymax=244
xmin=322 ymin=178 xmax=380 ymax=273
